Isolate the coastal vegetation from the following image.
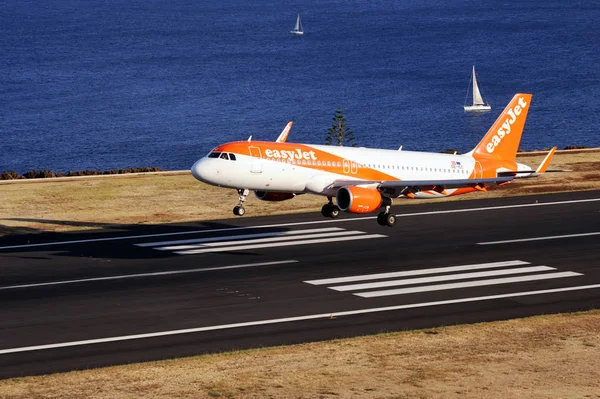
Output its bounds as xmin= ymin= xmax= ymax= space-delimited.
xmin=0 ymin=167 xmax=163 ymax=180
xmin=325 ymin=109 xmax=356 ymax=147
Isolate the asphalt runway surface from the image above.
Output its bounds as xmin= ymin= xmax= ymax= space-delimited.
xmin=1 ymin=190 xmax=599 ymax=378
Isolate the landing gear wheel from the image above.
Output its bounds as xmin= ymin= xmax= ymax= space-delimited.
xmin=321 ymin=203 xmax=340 ymax=218
xmin=233 ymin=205 xmax=245 ymax=216
xmin=385 ymin=213 xmax=396 ymax=227
xmin=233 ymin=188 xmax=249 ymax=216
xmin=329 ymin=206 xmax=340 ymax=218
xmin=377 ymin=212 xmax=395 ymax=227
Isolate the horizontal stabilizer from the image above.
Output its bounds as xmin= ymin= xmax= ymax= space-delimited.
xmin=536 ymin=147 xmax=556 ymax=173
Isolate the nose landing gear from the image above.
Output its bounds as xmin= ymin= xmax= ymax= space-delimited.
xmin=233 ymin=189 xmax=249 ymax=216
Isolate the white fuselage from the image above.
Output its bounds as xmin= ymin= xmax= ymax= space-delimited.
xmin=191 ymin=143 xmax=513 ymax=199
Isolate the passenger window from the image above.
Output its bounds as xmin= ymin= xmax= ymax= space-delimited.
xmin=229 ymin=153 xmax=236 ymax=161
xmin=219 ymin=153 xmax=229 ymax=160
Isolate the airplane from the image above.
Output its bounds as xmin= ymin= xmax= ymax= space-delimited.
xmin=192 ymin=93 xmax=557 ymax=226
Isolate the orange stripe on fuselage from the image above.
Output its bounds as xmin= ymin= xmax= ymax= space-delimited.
xmin=213 ymin=141 xmax=398 ymax=181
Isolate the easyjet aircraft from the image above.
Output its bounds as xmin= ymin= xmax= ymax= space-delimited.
xmin=192 ymin=93 xmax=556 ymax=226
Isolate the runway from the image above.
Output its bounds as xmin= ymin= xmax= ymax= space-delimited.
xmin=1 ymin=190 xmax=599 ymax=378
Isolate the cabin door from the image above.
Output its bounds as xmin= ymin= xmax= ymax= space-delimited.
xmin=249 ymin=146 xmax=262 ymax=173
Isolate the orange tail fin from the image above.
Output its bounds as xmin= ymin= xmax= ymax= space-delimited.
xmin=471 ymin=93 xmax=532 ymax=162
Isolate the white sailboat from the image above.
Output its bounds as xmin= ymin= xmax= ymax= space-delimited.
xmin=464 ymin=66 xmax=491 ymax=112
xmin=290 ymin=14 xmax=304 ymax=35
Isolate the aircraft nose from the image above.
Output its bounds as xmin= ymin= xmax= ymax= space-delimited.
xmin=191 ymin=158 xmax=209 ymax=182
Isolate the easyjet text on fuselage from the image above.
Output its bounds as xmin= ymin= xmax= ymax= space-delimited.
xmin=264 ymin=148 xmax=317 ymax=161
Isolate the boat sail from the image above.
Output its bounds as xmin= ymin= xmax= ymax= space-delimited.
xmin=464 ymin=66 xmax=491 ymax=112
xmin=290 ymin=14 xmax=304 ymax=35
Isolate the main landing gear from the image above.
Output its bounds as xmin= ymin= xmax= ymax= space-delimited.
xmin=233 ymin=188 xmax=249 ymax=216
xmin=376 ymin=203 xmax=396 ymax=227
xmin=321 ymin=197 xmax=340 ymax=218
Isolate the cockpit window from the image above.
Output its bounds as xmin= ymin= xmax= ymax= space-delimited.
xmin=207 ymin=151 xmax=236 ymax=161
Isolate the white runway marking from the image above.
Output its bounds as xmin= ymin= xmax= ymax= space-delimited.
xmin=478 ymin=231 xmax=600 ymax=245
xmin=308 ymin=259 xmax=584 ymax=299
xmin=2 ymin=284 xmax=599 ymax=355
xmin=156 ymin=230 xmax=366 ymax=251
xmin=330 ymin=266 xmax=556 ymax=292
xmin=356 ymin=272 xmax=581 ymax=298
xmin=0 ymin=260 xmax=299 ymax=291
xmin=173 ymin=234 xmax=386 ymax=255
xmin=1 ymin=197 xmax=598 ymax=250
xmin=136 ymin=228 xmax=387 ymax=255
xmin=136 ymin=227 xmax=345 ymax=247
xmin=304 ymin=260 xmax=530 ymax=285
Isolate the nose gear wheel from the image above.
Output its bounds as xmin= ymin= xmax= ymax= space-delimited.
xmin=233 ymin=189 xmax=249 ymax=216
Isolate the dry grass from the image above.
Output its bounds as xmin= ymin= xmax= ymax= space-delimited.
xmin=1 ymin=150 xmax=599 ymax=236
xmin=1 ymin=311 xmax=599 ymax=398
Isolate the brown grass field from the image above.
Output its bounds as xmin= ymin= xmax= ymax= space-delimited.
xmin=0 ymin=149 xmax=599 ymax=398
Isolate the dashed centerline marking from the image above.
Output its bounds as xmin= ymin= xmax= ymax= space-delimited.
xmin=0 ymin=260 xmax=299 ymax=291
xmin=478 ymin=231 xmax=600 ymax=245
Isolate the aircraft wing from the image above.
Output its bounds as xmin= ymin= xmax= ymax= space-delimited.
xmin=330 ymin=176 xmax=515 ymax=197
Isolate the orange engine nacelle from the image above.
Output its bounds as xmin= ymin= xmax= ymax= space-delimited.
xmin=254 ymin=191 xmax=295 ymax=202
xmin=336 ymin=186 xmax=383 ymax=214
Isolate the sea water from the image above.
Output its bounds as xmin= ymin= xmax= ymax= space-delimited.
xmin=1 ymin=0 xmax=599 ymax=173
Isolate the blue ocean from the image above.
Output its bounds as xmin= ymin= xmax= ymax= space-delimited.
xmin=1 ymin=0 xmax=599 ymax=173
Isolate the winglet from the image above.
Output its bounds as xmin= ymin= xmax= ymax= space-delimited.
xmin=276 ymin=121 xmax=293 ymax=143
xmin=536 ymin=146 xmax=557 ymax=173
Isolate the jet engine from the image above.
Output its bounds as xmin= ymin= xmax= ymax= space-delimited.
xmin=254 ymin=191 xmax=295 ymax=201
xmin=336 ymin=186 xmax=385 ymax=214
